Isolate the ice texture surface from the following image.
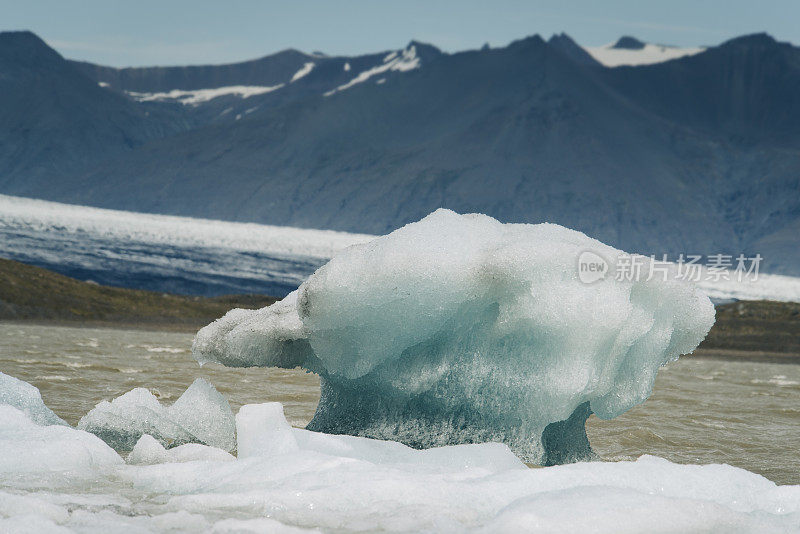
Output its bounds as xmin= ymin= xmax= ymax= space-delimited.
xmin=194 ymin=209 xmax=715 ymax=464
xmin=113 ymin=403 xmax=798 ymax=532
xmin=167 ymin=378 xmax=237 ymax=452
xmin=0 ymin=405 xmax=121 ymax=475
xmin=235 ymin=402 xmax=299 ymax=458
xmin=78 ymin=378 xmax=235 ymax=451
xmin=0 ymin=371 xmax=67 ymax=426
xmin=128 ymin=434 xmax=235 ymax=465
xmin=0 ymin=397 xmax=797 ymax=532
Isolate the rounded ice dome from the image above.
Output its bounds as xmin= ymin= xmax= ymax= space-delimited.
xmin=193 ymin=209 xmax=715 ymax=464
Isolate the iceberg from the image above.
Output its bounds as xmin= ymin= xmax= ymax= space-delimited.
xmin=194 ymin=210 xmax=715 ymax=464
xmin=0 ymin=371 xmax=67 ymax=427
xmin=78 ymin=378 xmax=236 ymax=452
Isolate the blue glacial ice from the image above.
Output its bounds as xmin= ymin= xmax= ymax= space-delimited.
xmin=194 ymin=209 xmax=716 ymax=464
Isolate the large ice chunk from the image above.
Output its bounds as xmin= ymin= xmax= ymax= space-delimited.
xmin=0 ymin=405 xmax=121 ymax=476
xmin=167 ymin=378 xmax=237 ymax=452
xmin=0 ymin=372 xmax=67 ymax=426
xmin=194 ymin=210 xmax=715 ymax=464
xmin=78 ymin=378 xmax=235 ymax=452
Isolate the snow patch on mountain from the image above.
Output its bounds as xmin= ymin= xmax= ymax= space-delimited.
xmin=585 ymin=43 xmax=705 ymax=67
xmin=325 ymin=45 xmax=420 ymax=96
xmin=290 ymin=62 xmax=315 ymax=83
xmin=127 ymin=84 xmax=285 ymax=105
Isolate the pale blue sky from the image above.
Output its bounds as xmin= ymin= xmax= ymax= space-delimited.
xmin=2 ymin=0 xmax=797 ymax=67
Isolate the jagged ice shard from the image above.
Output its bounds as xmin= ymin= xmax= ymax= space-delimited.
xmin=77 ymin=378 xmax=236 ymax=452
xmin=193 ymin=209 xmax=715 ymax=464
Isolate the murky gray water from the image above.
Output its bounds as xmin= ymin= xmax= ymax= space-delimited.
xmin=2 ymin=322 xmax=798 ymax=485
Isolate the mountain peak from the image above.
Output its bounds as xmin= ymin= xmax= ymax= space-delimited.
xmin=507 ymin=34 xmax=547 ymax=53
xmin=405 ymin=40 xmax=443 ymax=59
xmin=548 ymin=33 xmax=601 ymax=66
xmin=0 ymin=30 xmax=63 ymax=64
xmin=406 ymin=39 xmax=434 ymax=49
xmin=0 ymin=30 xmax=45 ymax=44
xmin=611 ymin=36 xmax=646 ymax=50
xmin=719 ymin=32 xmax=778 ymax=48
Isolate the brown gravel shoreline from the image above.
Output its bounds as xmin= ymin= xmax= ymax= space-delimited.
xmin=2 ymin=258 xmax=799 ymax=361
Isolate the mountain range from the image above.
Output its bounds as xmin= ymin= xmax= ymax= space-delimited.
xmin=0 ymin=30 xmax=798 ymax=275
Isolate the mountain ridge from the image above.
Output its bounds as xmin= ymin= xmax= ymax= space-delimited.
xmin=1 ymin=30 xmax=798 ymax=276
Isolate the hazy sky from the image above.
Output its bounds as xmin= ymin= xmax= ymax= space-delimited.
xmin=2 ymin=0 xmax=797 ymax=67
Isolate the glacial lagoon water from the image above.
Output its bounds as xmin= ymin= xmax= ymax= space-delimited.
xmin=1 ymin=322 xmax=799 ymax=485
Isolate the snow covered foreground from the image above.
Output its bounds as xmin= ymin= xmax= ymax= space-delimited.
xmin=1 ymin=375 xmax=798 ymax=533
xmin=1 ymin=193 xmax=799 ymax=301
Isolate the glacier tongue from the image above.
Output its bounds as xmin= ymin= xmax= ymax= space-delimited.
xmin=193 ymin=209 xmax=715 ymax=464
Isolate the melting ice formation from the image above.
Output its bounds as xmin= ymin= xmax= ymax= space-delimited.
xmin=78 ymin=378 xmax=236 ymax=452
xmin=1 ymin=376 xmax=798 ymax=532
xmin=194 ymin=209 xmax=716 ymax=465
xmin=0 ymin=372 xmax=67 ymax=427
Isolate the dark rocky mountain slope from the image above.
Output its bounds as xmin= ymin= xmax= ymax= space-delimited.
xmin=1 ymin=31 xmax=798 ymax=275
